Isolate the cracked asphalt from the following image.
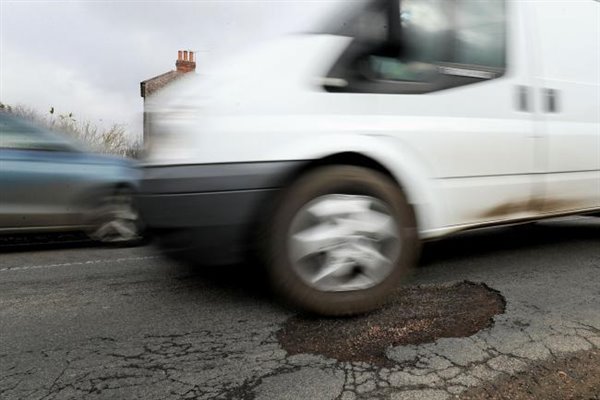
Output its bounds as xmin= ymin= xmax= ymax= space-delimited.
xmin=1 ymin=217 xmax=599 ymax=399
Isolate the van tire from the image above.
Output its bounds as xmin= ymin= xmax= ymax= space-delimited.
xmin=263 ymin=165 xmax=419 ymax=316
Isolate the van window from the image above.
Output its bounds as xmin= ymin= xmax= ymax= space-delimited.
xmin=453 ymin=0 xmax=506 ymax=68
xmin=367 ymin=0 xmax=449 ymax=82
xmin=369 ymin=0 xmax=506 ymax=83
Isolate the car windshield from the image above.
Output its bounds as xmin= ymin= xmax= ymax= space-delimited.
xmin=0 ymin=113 xmax=84 ymax=152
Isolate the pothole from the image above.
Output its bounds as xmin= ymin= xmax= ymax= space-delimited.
xmin=277 ymin=281 xmax=506 ymax=367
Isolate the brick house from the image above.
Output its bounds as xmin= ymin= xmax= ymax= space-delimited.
xmin=140 ymin=50 xmax=196 ymax=142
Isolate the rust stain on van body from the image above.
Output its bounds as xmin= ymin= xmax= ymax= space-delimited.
xmin=481 ymin=198 xmax=583 ymax=220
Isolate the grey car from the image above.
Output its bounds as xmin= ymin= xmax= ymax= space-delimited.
xmin=0 ymin=112 xmax=142 ymax=243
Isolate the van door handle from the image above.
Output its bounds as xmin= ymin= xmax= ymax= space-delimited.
xmin=516 ymin=86 xmax=530 ymax=112
xmin=544 ymin=88 xmax=559 ymax=113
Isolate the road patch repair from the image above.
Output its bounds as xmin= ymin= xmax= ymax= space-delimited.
xmin=278 ymin=281 xmax=506 ymax=367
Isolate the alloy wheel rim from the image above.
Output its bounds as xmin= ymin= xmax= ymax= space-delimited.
xmin=288 ymin=194 xmax=401 ymax=292
xmin=91 ymin=194 xmax=140 ymax=243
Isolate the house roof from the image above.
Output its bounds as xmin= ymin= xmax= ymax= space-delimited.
xmin=140 ymin=70 xmax=184 ymax=99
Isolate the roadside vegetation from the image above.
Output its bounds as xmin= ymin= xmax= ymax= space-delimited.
xmin=0 ymin=102 xmax=142 ymax=158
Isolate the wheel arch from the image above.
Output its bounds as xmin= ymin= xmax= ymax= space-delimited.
xmin=112 ymin=181 xmax=138 ymax=195
xmin=277 ymin=149 xmax=436 ymax=236
xmin=289 ymin=152 xmax=398 ymax=185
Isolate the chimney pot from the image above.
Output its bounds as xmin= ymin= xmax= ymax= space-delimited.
xmin=175 ymin=49 xmax=196 ymax=73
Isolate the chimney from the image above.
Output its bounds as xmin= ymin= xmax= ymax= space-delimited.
xmin=176 ymin=49 xmax=196 ymax=73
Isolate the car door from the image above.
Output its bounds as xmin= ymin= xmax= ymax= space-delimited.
xmin=531 ymin=0 xmax=600 ymax=214
xmin=0 ymin=115 xmax=87 ymax=230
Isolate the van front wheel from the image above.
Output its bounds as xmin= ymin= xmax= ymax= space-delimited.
xmin=264 ymin=165 xmax=419 ymax=316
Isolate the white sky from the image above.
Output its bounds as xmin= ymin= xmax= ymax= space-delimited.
xmin=0 ymin=0 xmax=347 ymax=141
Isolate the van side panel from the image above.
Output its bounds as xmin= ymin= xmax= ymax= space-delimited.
xmin=531 ymin=1 xmax=600 ymax=212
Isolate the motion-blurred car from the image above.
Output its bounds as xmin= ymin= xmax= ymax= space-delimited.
xmin=139 ymin=0 xmax=600 ymax=315
xmin=0 ymin=112 xmax=142 ymax=244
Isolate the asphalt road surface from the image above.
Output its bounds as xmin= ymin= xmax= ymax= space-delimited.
xmin=1 ymin=217 xmax=599 ymax=400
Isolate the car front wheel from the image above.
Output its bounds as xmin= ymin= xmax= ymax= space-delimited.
xmin=88 ymin=189 xmax=142 ymax=245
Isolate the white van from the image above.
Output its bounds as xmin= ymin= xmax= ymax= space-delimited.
xmin=139 ymin=0 xmax=600 ymax=315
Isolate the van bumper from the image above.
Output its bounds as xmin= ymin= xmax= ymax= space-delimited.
xmin=138 ymin=161 xmax=303 ymax=264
